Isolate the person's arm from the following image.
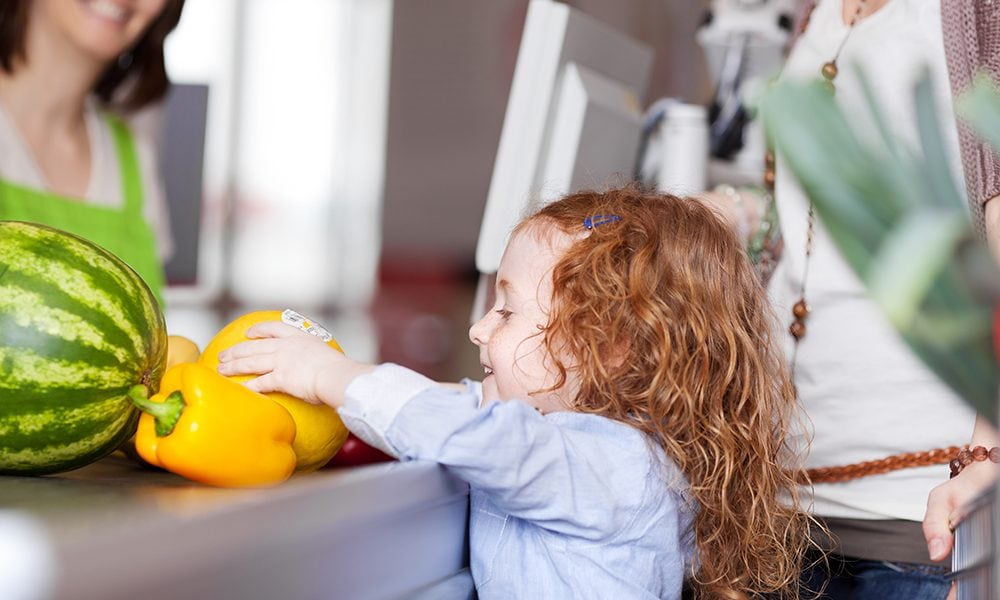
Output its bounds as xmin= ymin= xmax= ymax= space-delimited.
xmin=348 ymin=364 xmax=659 ymax=541
xmin=984 ymin=196 xmax=1000 ymax=267
xmin=923 ymin=415 xmax=999 ymax=562
xmin=217 ymin=323 xmax=659 ymax=540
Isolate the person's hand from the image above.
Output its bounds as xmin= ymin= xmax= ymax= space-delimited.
xmin=697 ymin=185 xmax=760 ymax=243
xmin=924 ymin=460 xmax=997 ymax=600
xmin=217 ymin=321 xmax=374 ymax=409
xmin=923 ymin=459 xmax=999 ymax=564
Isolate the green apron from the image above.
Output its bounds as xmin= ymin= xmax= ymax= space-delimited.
xmin=0 ymin=115 xmax=165 ymax=305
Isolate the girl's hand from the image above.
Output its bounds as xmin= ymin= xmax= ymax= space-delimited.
xmin=217 ymin=321 xmax=375 ymax=409
xmin=922 ymin=459 xmax=999 ymax=563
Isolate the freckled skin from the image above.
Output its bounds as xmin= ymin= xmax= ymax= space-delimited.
xmin=469 ymin=225 xmax=579 ymax=414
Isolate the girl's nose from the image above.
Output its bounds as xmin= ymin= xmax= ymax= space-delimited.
xmin=469 ymin=313 xmax=490 ymax=345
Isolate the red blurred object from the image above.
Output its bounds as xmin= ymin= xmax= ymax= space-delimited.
xmin=324 ymin=433 xmax=395 ymax=468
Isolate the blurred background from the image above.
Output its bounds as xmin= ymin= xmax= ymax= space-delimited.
xmin=158 ymin=0 xmax=714 ymax=383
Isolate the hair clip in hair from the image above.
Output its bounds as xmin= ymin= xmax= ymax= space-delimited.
xmin=583 ymin=215 xmax=621 ymax=230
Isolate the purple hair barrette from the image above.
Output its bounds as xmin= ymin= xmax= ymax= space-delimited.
xmin=583 ymin=214 xmax=621 ymax=230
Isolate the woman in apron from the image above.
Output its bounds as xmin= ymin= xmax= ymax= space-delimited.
xmin=0 ymin=0 xmax=186 ymax=305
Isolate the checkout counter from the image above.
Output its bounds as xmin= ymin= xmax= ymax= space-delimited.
xmin=0 ymin=457 xmax=472 ymax=600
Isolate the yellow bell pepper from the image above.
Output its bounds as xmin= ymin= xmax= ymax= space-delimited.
xmin=129 ymin=362 xmax=297 ymax=488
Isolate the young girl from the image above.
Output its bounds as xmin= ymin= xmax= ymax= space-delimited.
xmin=218 ymin=186 xmax=813 ymax=598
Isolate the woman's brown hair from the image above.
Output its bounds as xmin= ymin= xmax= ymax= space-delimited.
xmin=0 ymin=0 xmax=185 ymax=111
xmin=518 ymin=186 xmax=815 ymax=599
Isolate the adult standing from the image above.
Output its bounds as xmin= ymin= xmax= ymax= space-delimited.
xmin=706 ymin=1 xmax=999 ymax=597
xmin=923 ymin=5 xmax=1000 ymax=593
xmin=0 ymin=0 xmax=186 ymax=304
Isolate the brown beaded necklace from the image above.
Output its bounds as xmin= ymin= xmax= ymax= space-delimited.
xmin=786 ymin=0 xmax=867 ymax=369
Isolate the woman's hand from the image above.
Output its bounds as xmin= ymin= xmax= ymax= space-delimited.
xmin=923 ymin=458 xmax=997 ymax=600
xmin=924 ymin=417 xmax=1000 ymax=565
xmin=217 ymin=321 xmax=375 ymax=409
xmin=922 ymin=459 xmax=998 ymax=562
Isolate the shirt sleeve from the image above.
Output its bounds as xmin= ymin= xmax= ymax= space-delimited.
xmin=340 ymin=363 xmax=655 ymax=541
xmin=337 ymin=363 xmax=470 ymax=457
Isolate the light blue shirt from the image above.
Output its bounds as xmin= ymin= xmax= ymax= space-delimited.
xmin=340 ymin=363 xmax=695 ymax=600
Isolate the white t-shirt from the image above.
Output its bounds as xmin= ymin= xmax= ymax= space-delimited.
xmin=0 ymin=98 xmax=173 ymax=261
xmin=772 ymin=0 xmax=977 ymax=521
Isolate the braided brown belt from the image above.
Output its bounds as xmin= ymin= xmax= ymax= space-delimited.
xmin=794 ymin=446 xmax=962 ymax=484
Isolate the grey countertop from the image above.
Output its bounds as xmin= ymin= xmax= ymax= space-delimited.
xmin=0 ymin=456 xmax=471 ymax=600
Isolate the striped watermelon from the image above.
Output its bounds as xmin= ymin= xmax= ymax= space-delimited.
xmin=0 ymin=221 xmax=167 ymax=474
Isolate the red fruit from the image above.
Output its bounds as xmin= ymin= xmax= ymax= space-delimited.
xmin=324 ymin=433 xmax=394 ymax=468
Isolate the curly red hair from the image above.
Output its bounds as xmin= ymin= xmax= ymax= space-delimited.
xmin=517 ymin=186 xmax=815 ymax=599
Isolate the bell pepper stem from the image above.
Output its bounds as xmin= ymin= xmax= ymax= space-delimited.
xmin=129 ymin=385 xmax=185 ymax=437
